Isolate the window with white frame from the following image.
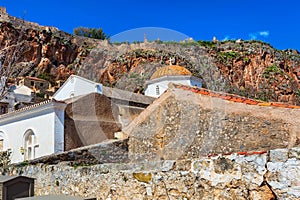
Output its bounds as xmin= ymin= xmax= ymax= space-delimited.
xmin=24 ymin=130 xmax=39 ymax=160
xmin=0 ymin=131 xmax=5 ymax=151
xmin=0 ymin=139 xmax=3 ymax=151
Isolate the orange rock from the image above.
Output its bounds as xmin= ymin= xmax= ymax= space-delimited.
xmin=250 ymin=185 xmax=276 ymax=200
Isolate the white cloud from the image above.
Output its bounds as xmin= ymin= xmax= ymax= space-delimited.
xmin=222 ymin=35 xmax=236 ymax=41
xmin=259 ymin=31 xmax=269 ymax=37
xmin=248 ymin=30 xmax=270 ymax=40
xmin=222 ymin=36 xmax=230 ymax=41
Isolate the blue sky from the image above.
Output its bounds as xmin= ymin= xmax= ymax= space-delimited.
xmin=1 ymin=0 xmax=299 ymax=50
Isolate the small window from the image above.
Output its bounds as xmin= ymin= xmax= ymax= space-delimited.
xmin=0 ymin=106 xmax=6 ymax=114
xmin=30 ymin=81 xmax=34 ymax=86
xmin=40 ymin=82 xmax=44 ymax=87
xmin=156 ymin=85 xmax=160 ymax=95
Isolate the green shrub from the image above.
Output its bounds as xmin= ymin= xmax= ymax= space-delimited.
xmin=197 ymin=40 xmax=215 ymax=48
xmin=73 ymin=27 xmax=109 ymax=40
xmin=219 ymin=51 xmax=240 ymax=59
xmin=264 ymin=65 xmax=283 ymax=78
xmin=243 ymin=57 xmax=250 ymax=63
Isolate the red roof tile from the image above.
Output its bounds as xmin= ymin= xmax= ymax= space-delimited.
xmin=175 ymin=84 xmax=300 ymax=109
xmin=25 ymin=76 xmax=48 ymax=82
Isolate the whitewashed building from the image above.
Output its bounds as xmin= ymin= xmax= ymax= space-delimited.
xmin=0 ymin=74 xmax=153 ymax=163
xmin=145 ymin=65 xmax=202 ymax=98
xmin=0 ymin=100 xmax=66 ymax=163
xmin=53 ymin=75 xmax=102 ymax=101
xmin=0 ymin=85 xmax=34 ymax=112
xmin=12 ymin=85 xmax=33 ymax=103
xmin=0 ymin=75 xmax=103 ymax=163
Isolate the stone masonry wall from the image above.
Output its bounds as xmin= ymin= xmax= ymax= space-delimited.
xmin=14 ymin=139 xmax=129 ymax=166
xmin=125 ymin=87 xmax=300 ymax=161
xmin=1 ymin=147 xmax=300 ymax=199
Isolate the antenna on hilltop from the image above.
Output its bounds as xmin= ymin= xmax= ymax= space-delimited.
xmin=144 ymin=34 xmax=148 ymax=43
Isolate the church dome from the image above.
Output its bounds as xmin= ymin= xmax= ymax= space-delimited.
xmin=150 ymin=65 xmax=192 ymax=80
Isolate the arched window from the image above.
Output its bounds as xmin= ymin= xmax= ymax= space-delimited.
xmin=24 ymin=130 xmax=39 ymax=160
xmin=0 ymin=131 xmax=9 ymax=152
xmin=0 ymin=132 xmax=4 ymax=151
xmin=156 ymin=85 xmax=160 ymax=95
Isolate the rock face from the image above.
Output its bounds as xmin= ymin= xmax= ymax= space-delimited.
xmin=1 ymin=14 xmax=300 ymax=104
xmin=0 ymin=15 xmax=96 ymax=82
xmin=80 ymin=42 xmax=300 ymax=105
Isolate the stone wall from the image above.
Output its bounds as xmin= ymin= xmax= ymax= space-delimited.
xmin=124 ymin=87 xmax=300 ymax=161
xmin=64 ymin=91 xmax=153 ymax=150
xmin=64 ymin=93 xmax=122 ymax=150
xmin=13 ymin=139 xmax=129 ymax=166
xmin=1 ymin=147 xmax=300 ymax=199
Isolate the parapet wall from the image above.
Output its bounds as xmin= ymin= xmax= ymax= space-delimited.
xmin=1 ymin=147 xmax=300 ymax=199
xmin=18 ymin=139 xmax=129 ymax=166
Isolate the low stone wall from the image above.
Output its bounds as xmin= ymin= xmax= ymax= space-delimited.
xmin=1 ymin=147 xmax=300 ymax=199
xmin=12 ymin=139 xmax=129 ymax=166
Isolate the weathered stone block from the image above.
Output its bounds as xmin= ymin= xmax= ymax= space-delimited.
xmin=133 ymin=172 xmax=152 ymax=183
xmin=249 ymin=184 xmax=276 ymax=200
xmin=288 ymin=147 xmax=300 ymax=159
xmin=269 ymin=149 xmax=289 ymax=162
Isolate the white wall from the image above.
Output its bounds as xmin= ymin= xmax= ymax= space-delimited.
xmin=145 ymin=78 xmax=202 ymax=98
xmin=54 ymin=108 xmax=65 ymax=153
xmin=0 ymin=102 xmax=66 ymax=163
xmin=53 ymin=75 xmax=103 ymax=101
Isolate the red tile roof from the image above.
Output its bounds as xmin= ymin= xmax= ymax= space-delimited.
xmin=25 ymin=76 xmax=48 ymax=82
xmin=175 ymin=84 xmax=300 ymax=109
xmin=0 ymin=99 xmax=65 ymax=119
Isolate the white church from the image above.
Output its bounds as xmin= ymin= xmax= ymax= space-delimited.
xmin=0 ymin=64 xmax=201 ymax=163
xmin=145 ymin=63 xmax=202 ymax=98
xmin=0 ymin=75 xmax=103 ymax=163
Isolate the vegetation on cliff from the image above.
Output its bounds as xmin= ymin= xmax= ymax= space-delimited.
xmin=73 ymin=27 xmax=109 ymax=40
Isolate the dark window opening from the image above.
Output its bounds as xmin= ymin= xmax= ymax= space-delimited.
xmin=156 ymin=85 xmax=160 ymax=95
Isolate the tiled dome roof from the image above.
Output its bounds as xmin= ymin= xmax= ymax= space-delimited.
xmin=150 ymin=65 xmax=192 ymax=80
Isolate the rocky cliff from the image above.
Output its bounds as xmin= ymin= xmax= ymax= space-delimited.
xmin=1 ymin=12 xmax=300 ymax=104
xmin=0 ymin=11 xmax=98 ymax=84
